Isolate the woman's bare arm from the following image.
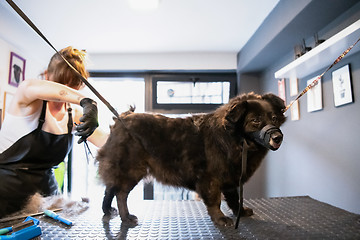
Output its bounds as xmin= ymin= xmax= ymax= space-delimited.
xmin=9 ymin=79 xmax=86 ymax=116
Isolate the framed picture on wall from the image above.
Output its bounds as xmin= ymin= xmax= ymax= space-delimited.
xmin=278 ymin=78 xmax=286 ymax=103
xmin=8 ymin=52 xmax=26 ymax=87
xmin=289 ymin=77 xmax=298 ymax=97
xmin=307 ymin=76 xmax=322 ymax=112
xmin=332 ymin=64 xmax=353 ymax=107
xmin=290 ymin=100 xmax=300 ymax=121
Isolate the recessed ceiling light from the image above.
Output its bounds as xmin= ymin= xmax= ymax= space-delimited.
xmin=128 ymin=0 xmax=161 ymax=11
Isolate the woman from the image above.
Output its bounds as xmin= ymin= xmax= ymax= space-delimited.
xmin=0 ymin=46 xmax=108 ymax=217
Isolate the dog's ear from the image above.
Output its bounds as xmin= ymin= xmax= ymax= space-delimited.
xmin=224 ymin=101 xmax=248 ymax=130
xmin=262 ymin=93 xmax=287 ymax=124
xmin=262 ymin=93 xmax=285 ymax=113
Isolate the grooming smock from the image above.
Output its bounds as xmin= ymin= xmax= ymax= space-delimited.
xmin=0 ymin=101 xmax=73 ymax=217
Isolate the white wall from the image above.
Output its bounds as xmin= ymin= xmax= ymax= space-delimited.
xmin=88 ymin=52 xmax=237 ymax=71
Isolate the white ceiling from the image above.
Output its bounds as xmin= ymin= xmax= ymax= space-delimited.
xmin=3 ymin=0 xmax=279 ymax=55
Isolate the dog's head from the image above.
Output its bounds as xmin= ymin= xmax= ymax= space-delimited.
xmin=224 ymin=93 xmax=286 ymax=151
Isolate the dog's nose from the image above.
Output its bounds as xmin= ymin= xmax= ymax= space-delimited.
xmin=272 ymin=134 xmax=283 ymax=144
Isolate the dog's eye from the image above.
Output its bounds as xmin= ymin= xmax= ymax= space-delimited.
xmin=272 ymin=116 xmax=277 ymax=123
xmin=251 ymin=118 xmax=261 ymax=124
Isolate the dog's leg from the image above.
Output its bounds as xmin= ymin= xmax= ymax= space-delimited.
xmin=222 ymin=188 xmax=239 ymax=215
xmin=102 ymin=186 xmax=117 ymax=215
xmin=115 ymin=182 xmax=139 ymax=225
xmin=222 ymin=188 xmax=253 ymax=217
xmin=197 ymin=179 xmax=234 ymax=226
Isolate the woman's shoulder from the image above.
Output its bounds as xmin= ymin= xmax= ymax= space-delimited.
xmin=16 ymin=78 xmax=39 ymax=91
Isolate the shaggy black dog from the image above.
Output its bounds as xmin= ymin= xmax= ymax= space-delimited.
xmin=97 ymin=92 xmax=286 ymax=226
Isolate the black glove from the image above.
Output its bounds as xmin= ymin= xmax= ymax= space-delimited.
xmin=75 ymin=98 xmax=99 ymax=144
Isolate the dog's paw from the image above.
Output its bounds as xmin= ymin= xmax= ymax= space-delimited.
xmin=240 ymin=207 xmax=253 ymax=217
xmin=121 ymin=214 xmax=138 ymax=226
xmin=214 ymin=216 xmax=234 ymax=227
xmin=103 ymin=207 xmax=118 ymax=216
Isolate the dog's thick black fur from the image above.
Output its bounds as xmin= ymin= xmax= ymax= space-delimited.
xmin=97 ymin=92 xmax=286 ymax=226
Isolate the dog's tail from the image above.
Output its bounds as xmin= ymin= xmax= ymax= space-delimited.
xmin=113 ymin=105 xmax=135 ymax=121
xmin=128 ymin=105 xmax=135 ymax=113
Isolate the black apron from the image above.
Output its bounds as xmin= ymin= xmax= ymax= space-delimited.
xmin=0 ymin=101 xmax=73 ymax=217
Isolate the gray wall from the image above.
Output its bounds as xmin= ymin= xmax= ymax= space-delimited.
xmin=263 ymin=50 xmax=360 ymax=214
xmin=239 ymin=1 xmax=360 ymax=214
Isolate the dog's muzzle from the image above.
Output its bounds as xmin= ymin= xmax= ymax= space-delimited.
xmin=246 ymin=125 xmax=283 ymax=151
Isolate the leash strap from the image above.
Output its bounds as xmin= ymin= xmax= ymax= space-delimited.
xmin=284 ymin=36 xmax=360 ymax=112
xmin=235 ymin=139 xmax=248 ymax=229
xmin=5 ymin=0 xmax=121 ymax=120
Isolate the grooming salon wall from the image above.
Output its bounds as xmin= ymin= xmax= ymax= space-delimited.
xmin=238 ymin=0 xmax=360 ymax=214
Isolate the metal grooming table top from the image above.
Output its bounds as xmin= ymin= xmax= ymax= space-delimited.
xmin=1 ymin=196 xmax=359 ymax=239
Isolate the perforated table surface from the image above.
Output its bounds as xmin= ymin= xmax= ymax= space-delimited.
xmin=1 ymin=196 xmax=360 ymax=239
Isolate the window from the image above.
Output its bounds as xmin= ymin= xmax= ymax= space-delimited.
xmin=157 ymin=81 xmax=230 ymax=104
xmin=152 ymin=73 xmax=236 ymax=112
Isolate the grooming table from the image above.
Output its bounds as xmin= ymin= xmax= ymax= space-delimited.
xmin=1 ymin=196 xmax=359 ymax=239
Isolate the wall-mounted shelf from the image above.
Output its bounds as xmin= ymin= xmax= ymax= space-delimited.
xmin=275 ymin=19 xmax=360 ymax=79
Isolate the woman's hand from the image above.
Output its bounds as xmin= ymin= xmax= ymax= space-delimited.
xmin=75 ymin=98 xmax=99 ymax=143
